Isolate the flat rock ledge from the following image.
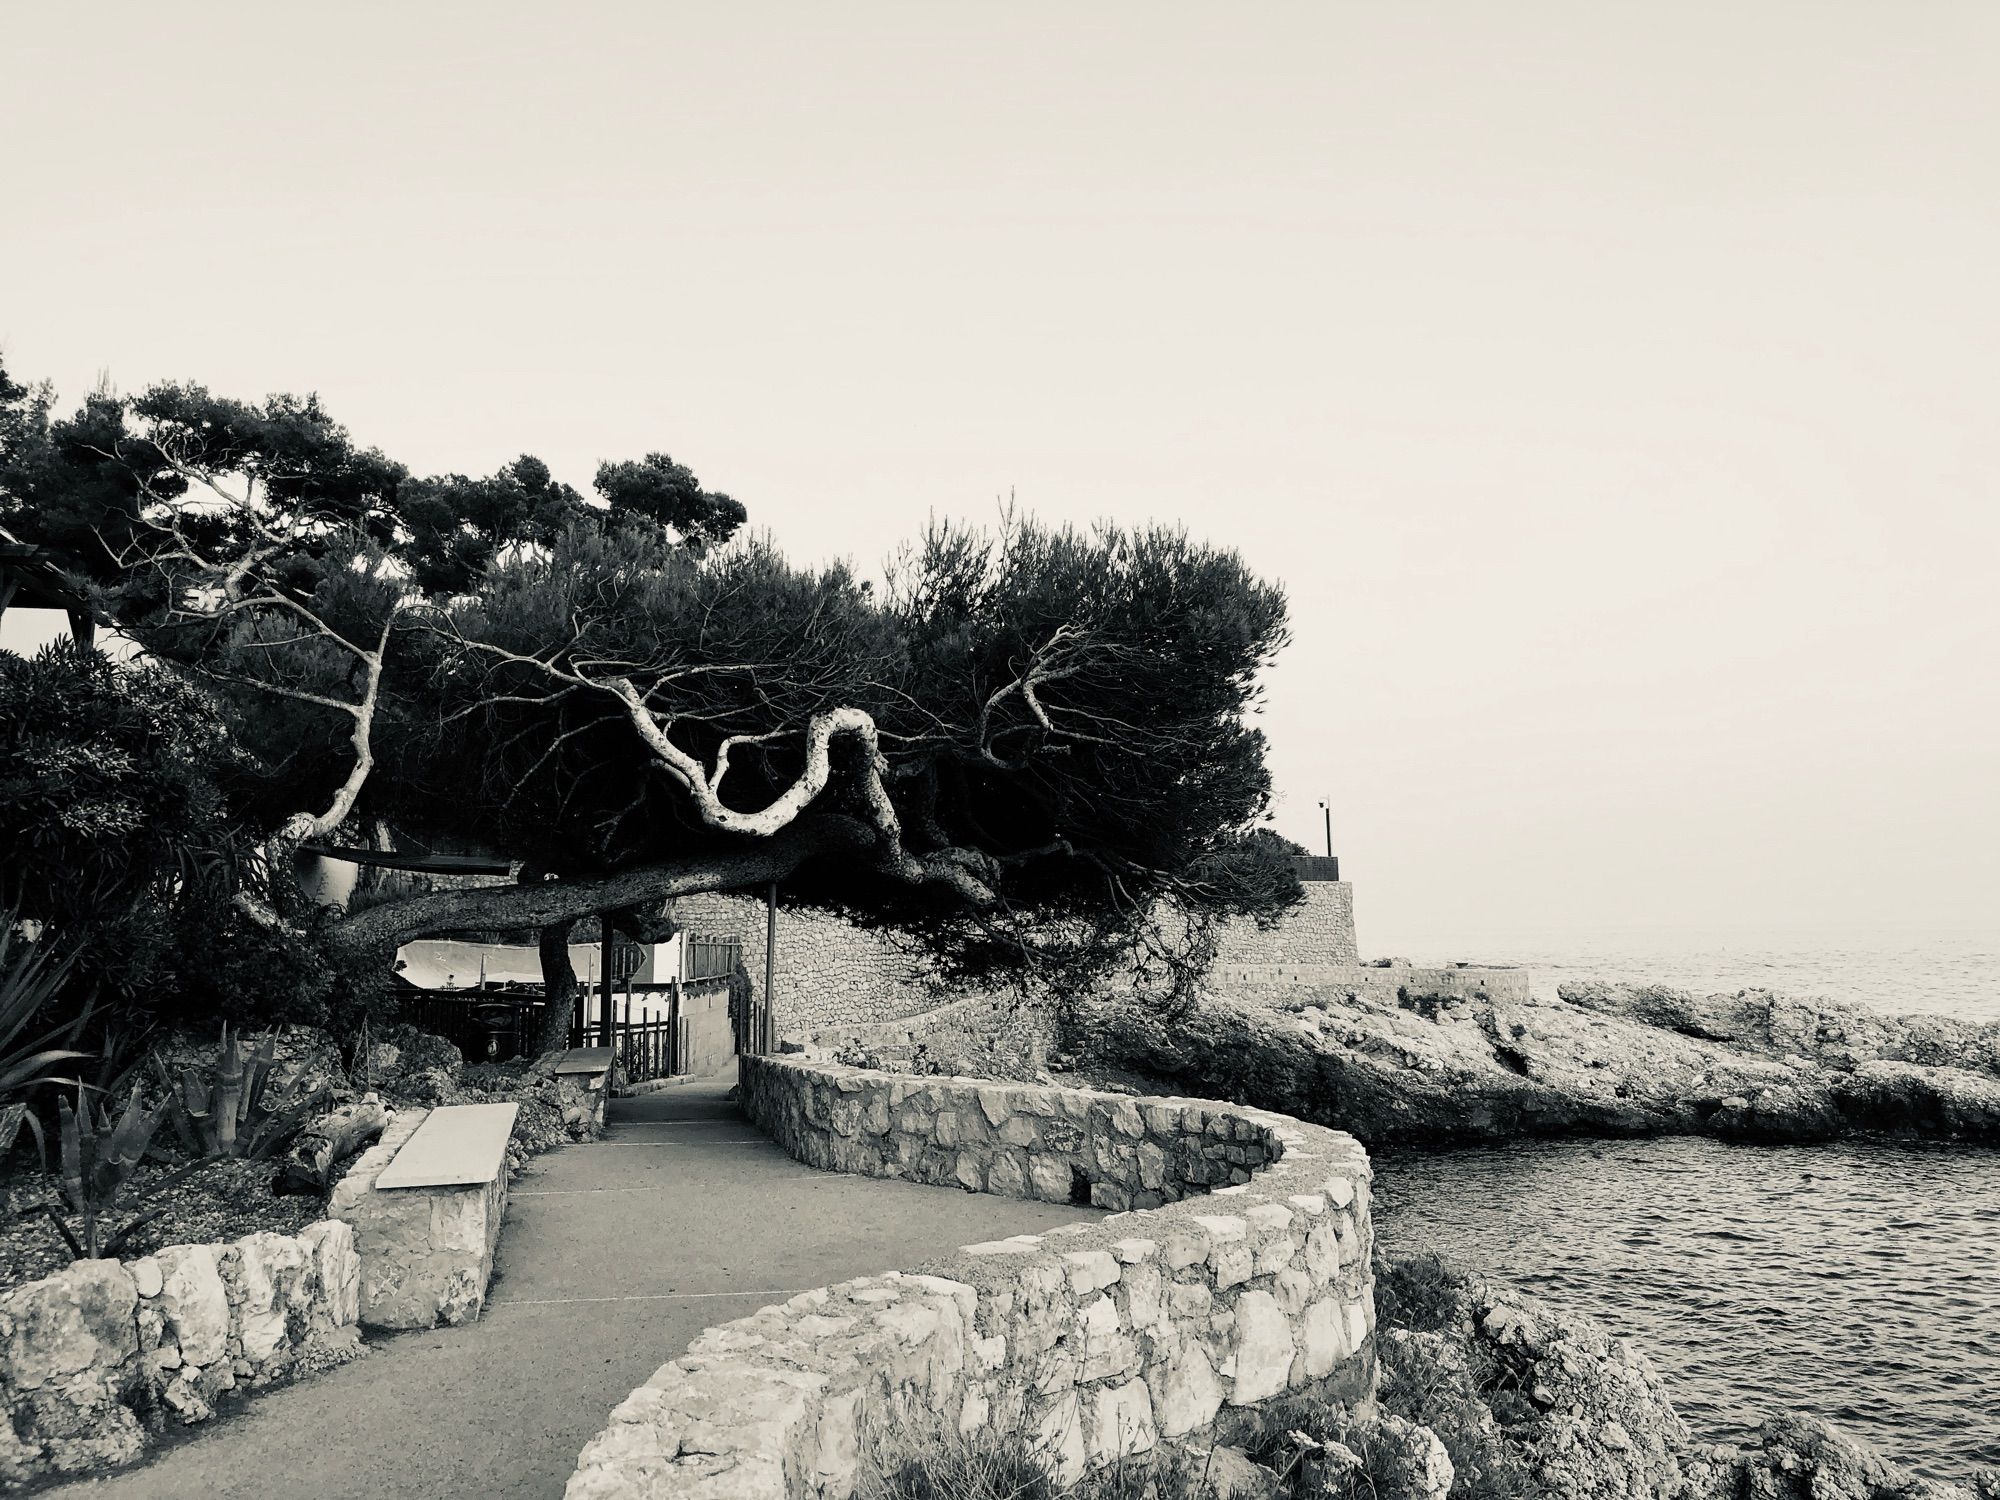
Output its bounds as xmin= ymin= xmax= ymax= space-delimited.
xmin=0 ymin=1221 xmax=361 ymax=1488
xmin=1084 ymin=981 xmax=2000 ymax=1146
xmin=565 ymin=1056 xmax=1378 ymax=1500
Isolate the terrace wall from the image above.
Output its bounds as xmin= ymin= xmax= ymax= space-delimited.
xmin=0 ymin=1222 xmax=360 ymax=1487
xmin=565 ymin=1058 xmax=1376 ymax=1499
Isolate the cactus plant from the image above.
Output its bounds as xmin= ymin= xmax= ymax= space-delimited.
xmin=154 ymin=1023 xmax=330 ymax=1162
xmin=37 ymin=1079 xmax=196 ymax=1259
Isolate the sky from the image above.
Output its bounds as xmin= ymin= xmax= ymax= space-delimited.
xmin=3 ymin=3 xmax=1995 ymax=955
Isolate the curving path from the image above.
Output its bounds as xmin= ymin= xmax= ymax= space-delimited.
xmin=52 ymin=1074 xmax=1091 ymax=1500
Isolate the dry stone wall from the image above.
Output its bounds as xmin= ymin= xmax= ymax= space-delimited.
xmin=566 ymin=1058 xmax=1376 ymax=1500
xmin=0 ymin=1221 xmax=360 ymax=1487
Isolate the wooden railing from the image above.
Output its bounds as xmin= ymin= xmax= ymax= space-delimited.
xmin=396 ymin=972 xmax=732 ymax=1082
xmin=682 ymin=935 xmax=741 ymax=982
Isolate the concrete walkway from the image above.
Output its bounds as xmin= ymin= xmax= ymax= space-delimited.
xmin=55 ymin=1075 xmax=1091 ymax=1500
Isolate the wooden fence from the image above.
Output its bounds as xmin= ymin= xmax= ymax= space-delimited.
xmin=682 ymin=935 xmax=741 ymax=982
xmin=395 ymin=975 xmax=731 ymax=1083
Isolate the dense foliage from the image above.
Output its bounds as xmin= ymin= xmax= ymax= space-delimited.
xmin=1 ymin=357 xmax=1298 ymax=1016
xmin=0 ymin=643 xmax=341 ymax=1031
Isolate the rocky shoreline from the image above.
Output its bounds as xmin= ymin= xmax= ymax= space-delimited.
xmin=1356 ymin=1255 xmax=1998 ymax=1500
xmin=1075 ymin=980 xmax=2000 ymax=1147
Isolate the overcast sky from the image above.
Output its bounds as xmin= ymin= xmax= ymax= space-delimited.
xmin=4 ymin=3 xmax=1995 ymax=952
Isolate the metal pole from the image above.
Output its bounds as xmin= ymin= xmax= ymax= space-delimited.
xmin=1318 ymin=800 xmax=1332 ymax=858
xmin=763 ymin=881 xmax=777 ymax=1056
xmin=598 ymin=917 xmax=615 ymax=1049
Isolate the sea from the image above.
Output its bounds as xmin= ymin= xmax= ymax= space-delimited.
xmin=1363 ymin=928 xmax=2000 ymax=1481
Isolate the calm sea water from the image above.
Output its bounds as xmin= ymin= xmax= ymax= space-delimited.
xmin=1388 ymin=927 xmax=2000 ymax=1023
xmin=1365 ymin=932 xmax=2000 ymax=1481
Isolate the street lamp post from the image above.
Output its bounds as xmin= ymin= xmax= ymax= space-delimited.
xmin=1316 ymin=800 xmax=1332 ymax=859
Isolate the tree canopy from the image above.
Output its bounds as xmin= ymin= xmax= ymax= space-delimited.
xmin=1 ymin=360 xmax=1298 ymax=1013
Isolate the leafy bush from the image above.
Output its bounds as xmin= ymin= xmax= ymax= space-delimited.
xmin=0 ymin=919 xmax=92 ymax=1160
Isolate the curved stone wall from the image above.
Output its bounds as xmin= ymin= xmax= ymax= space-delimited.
xmin=565 ymin=1058 xmax=1376 ymax=1499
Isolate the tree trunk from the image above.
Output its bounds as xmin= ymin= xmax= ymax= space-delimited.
xmin=274 ymin=1097 xmax=388 ymax=1195
xmin=532 ymin=918 xmax=582 ymax=1058
xmin=322 ymin=814 xmax=873 ymax=966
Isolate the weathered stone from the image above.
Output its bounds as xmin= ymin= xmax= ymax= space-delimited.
xmin=1229 ymin=1291 xmax=1294 ymax=1404
xmin=1063 ymin=1251 xmax=1120 ymax=1295
xmin=986 ymin=1148 xmax=1029 ymax=1198
xmin=1033 ymin=1392 xmax=1087 ymax=1485
xmin=1150 ymin=1338 xmax=1225 ymax=1436
xmin=1202 ymin=1445 xmax=1282 ymax=1500
xmin=1213 ymin=1242 xmax=1255 ymax=1290
xmin=1027 ymin=1155 xmax=1072 ymax=1203
xmin=128 ymin=1257 xmax=163 ymax=1300
xmin=155 ymin=1244 xmax=230 ymax=1368
xmin=0 ymin=1260 xmax=137 ymax=1392
xmin=1090 ymin=1378 xmax=1156 ymax=1461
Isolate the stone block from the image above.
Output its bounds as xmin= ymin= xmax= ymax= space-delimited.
xmin=1027 ymin=1154 xmax=1072 ymax=1203
xmin=1229 ymin=1291 xmax=1294 ymax=1404
xmin=0 ymin=1260 xmax=137 ymax=1392
xmin=1149 ymin=1338 xmax=1225 ymax=1437
xmin=154 ymin=1245 xmax=229 ymax=1368
xmin=1090 ymin=1378 xmax=1156 ymax=1461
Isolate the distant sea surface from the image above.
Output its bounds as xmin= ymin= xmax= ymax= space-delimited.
xmin=1382 ymin=927 xmax=2000 ymax=1023
xmin=1364 ymin=929 xmax=2000 ymax=1481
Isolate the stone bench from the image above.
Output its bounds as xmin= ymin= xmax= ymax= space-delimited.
xmin=329 ymin=1102 xmax=518 ymax=1330
xmin=551 ymin=1046 xmax=615 ymax=1127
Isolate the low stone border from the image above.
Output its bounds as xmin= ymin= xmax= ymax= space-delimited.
xmin=0 ymin=1221 xmax=360 ymax=1487
xmin=565 ymin=1057 xmax=1375 ymax=1499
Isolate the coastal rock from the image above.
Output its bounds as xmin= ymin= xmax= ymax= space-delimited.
xmin=1709 ymin=1411 xmax=1993 ymax=1500
xmin=1368 ymin=1257 xmax=1998 ymax=1500
xmin=1080 ymin=983 xmax=2000 ymax=1147
xmin=1561 ymin=983 xmax=2000 ymax=1080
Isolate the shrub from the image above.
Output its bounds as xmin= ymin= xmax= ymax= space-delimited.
xmin=1374 ymin=1252 xmax=1473 ymax=1334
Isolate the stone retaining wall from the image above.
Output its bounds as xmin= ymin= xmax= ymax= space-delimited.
xmin=0 ymin=1221 xmax=360 ymax=1487
xmin=565 ymin=1058 xmax=1376 ymax=1499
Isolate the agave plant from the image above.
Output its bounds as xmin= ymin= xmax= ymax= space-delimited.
xmin=38 ymin=1079 xmax=199 ymax=1260
xmin=0 ymin=917 xmax=93 ymax=1164
xmin=155 ymin=1023 xmax=330 ymax=1161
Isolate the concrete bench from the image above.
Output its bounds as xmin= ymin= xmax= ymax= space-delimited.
xmin=329 ymin=1102 xmax=519 ymax=1330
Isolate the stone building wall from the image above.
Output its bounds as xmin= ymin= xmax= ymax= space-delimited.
xmin=0 ymin=1222 xmax=361 ymax=1486
xmin=1211 ymin=880 xmax=1358 ymax=969
xmin=669 ymin=874 xmax=1363 ymax=1043
xmin=565 ymin=1057 xmax=1377 ymax=1499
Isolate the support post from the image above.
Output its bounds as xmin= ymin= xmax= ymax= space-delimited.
xmin=669 ymin=976 xmax=683 ymax=1075
xmin=598 ymin=917 xmax=615 ymax=1049
xmin=763 ymin=881 xmax=777 ymax=1056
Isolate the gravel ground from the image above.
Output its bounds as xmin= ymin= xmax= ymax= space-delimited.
xmin=0 ymin=1159 xmax=332 ymax=1290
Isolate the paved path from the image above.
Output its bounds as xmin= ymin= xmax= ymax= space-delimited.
xmin=55 ymin=1076 xmax=1090 ymax=1500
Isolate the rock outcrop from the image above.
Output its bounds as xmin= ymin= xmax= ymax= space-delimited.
xmin=1367 ymin=1257 xmax=1998 ymax=1500
xmin=1078 ymin=983 xmax=2000 ymax=1146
